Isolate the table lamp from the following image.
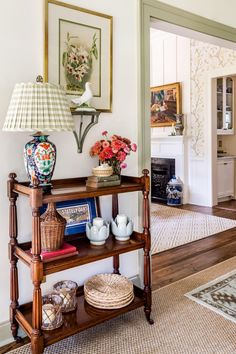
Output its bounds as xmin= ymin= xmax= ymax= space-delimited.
xmin=3 ymin=76 xmax=75 ymax=190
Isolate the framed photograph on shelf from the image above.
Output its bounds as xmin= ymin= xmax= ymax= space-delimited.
xmin=45 ymin=0 xmax=113 ymax=112
xmin=150 ymin=82 xmax=181 ymax=127
xmin=41 ymin=198 xmax=97 ymax=235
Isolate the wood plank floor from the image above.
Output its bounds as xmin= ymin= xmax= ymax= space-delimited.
xmin=152 ymin=202 xmax=236 ymax=290
xmin=1 ymin=201 xmax=236 ymax=353
xmin=0 ymin=338 xmax=29 ymax=354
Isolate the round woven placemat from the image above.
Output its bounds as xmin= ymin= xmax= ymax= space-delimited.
xmin=85 ymin=293 xmax=134 ymax=309
xmin=84 ymin=290 xmax=134 ymax=303
xmin=85 ymin=290 xmax=134 ymax=303
xmin=84 ymin=274 xmax=134 ymax=309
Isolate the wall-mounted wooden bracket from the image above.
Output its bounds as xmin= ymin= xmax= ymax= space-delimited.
xmin=72 ymin=110 xmax=101 ymax=153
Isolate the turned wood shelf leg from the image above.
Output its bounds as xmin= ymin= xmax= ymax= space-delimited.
xmin=31 ymin=333 xmax=44 ymax=354
xmin=31 ymin=270 xmax=44 ymax=354
xmin=8 ymin=173 xmax=21 ymax=341
xmin=144 ymin=250 xmax=154 ymax=325
xmin=10 ymin=256 xmax=20 ymax=340
xmin=142 ymin=170 xmax=154 ymax=325
xmin=113 ymin=255 xmax=120 ymax=275
xmin=30 ymin=183 xmax=44 ymax=354
xmin=112 ymin=194 xmax=120 ymax=274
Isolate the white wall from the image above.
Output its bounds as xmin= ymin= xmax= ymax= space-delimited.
xmin=150 ymin=30 xmax=190 ymax=202
xmin=0 ymin=0 xmax=139 ymax=333
xmin=150 ymin=29 xmax=191 ymax=136
xmin=158 ymin=0 xmax=236 ymax=28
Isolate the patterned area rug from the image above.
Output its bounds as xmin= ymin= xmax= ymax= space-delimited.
xmin=185 ymin=269 xmax=236 ymax=323
xmin=151 ymin=204 xmax=236 ymax=254
xmin=8 ymin=257 xmax=236 ymax=354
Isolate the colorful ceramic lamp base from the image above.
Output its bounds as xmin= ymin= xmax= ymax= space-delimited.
xmin=24 ymin=132 xmax=56 ymax=190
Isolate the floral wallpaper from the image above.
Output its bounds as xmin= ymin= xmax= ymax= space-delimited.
xmin=190 ymin=40 xmax=236 ymax=157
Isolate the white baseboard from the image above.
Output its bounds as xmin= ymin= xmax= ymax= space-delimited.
xmin=130 ymin=274 xmax=142 ymax=287
xmin=0 ymin=321 xmax=26 ymax=347
xmin=217 ymin=196 xmax=235 ymax=203
xmin=0 ymin=321 xmax=12 ymax=347
xmin=0 ymin=275 xmax=142 ymax=348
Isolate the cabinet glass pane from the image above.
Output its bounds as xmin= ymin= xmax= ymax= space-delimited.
xmin=225 ymin=77 xmax=233 ymax=129
xmin=217 ymin=78 xmax=223 ymax=129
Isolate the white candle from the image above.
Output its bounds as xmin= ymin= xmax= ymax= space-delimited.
xmin=116 ymin=214 xmax=127 ymax=225
xmin=60 ymin=288 xmax=71 ymax=306
xmin=42 ymin=304 xmax=55 ymax=324
xmin=100 ymin=163 xmax=109 ymax=168
xmin=93 ymin=217 xmax=104 ymax=229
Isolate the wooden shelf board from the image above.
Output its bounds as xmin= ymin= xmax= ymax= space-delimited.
xmin=18 ymin=286 xmax=145 ymax=347
xmin=16 ymin=233 xmax=145 ymax=275
xmin=13 ymin=176 xmax=145 ymax=203
xmin=43 ymin=183 xmax=144 ymax=203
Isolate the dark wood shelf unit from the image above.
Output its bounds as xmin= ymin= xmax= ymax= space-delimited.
xmin=8 ymin=170 xmax=153 ymax=354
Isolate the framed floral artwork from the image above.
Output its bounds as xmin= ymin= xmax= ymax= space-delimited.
xmin=150 ymin=82 xmax=181 ymax=127
xmin=45 ymin=0 xmax=113 ymax=112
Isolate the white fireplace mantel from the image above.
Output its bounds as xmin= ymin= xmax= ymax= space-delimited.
xmin=151 ymin=135 xmax=188 ymax=203
xmin=151 ymin=135 xmax=186 ymax=157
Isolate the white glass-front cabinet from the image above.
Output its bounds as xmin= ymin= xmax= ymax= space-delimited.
xmin=217 ymin=76 xmax=235 ymax=135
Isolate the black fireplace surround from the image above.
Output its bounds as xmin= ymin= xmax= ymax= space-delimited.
xmin=151 ymin=157 xmax=175 ymax=203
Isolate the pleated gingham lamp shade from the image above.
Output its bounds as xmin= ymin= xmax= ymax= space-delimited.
xmin=3 ymin=78 xmax=75 ymax=189
xmin=3 ymin=81 xmax=74 ymax=131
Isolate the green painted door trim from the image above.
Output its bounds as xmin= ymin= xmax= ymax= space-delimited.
xmin=138 ymin=0 xmax=236 ymax=173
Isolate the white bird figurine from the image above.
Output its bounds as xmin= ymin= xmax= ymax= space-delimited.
xmin=71 ymin=82 xmax=93 ymax=108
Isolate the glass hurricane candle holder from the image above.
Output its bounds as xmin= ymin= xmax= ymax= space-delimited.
xmin=42 ymin=294 xmax=63 ymax=331
xmin=53 ymin=280 xmax=78 ymax=313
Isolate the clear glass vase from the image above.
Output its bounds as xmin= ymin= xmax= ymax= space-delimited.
xmin=110 ymin=160 xmax=121 ymax=176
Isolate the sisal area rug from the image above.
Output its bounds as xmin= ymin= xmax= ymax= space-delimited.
xmin=151 ymin=203 xmax=236 ymax=254
xmin=186 ymin=269 xmax=236 ymax=324
xmin=9 ymin=257 xmax=236 ymax=354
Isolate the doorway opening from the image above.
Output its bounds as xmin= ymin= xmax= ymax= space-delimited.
xmin=150 ymin=19 xmax=236 ymax=209
xmin=140 ymin=10 xmax=236 ymax=290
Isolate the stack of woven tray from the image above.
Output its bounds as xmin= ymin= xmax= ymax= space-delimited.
xmin=84 ymin=274 xmax=134 ymax=309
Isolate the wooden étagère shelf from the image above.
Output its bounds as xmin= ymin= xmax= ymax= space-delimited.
xmin=17 ymin=285 xmax=144 ymax=347
xmin=13 ymin=176 xmax=144 ymax=202
xmin=16 ymin=233 xmax=145 ymax=276
xmin=8 ymin=171 xmax=153 ymax=354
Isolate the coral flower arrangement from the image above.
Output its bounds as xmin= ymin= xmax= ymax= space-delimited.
xmin=90 ymin=131 xmax=137 ymax=175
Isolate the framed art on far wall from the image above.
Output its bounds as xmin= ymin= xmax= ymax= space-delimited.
xmin=150 ymin=82 xmax=181 ymax=127
xmin=45 ymin=0 xmax=113 ymax=112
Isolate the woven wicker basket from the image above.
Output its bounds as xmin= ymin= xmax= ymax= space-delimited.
xmin=40 ymin=202 xmax=66 ymax=252
xmin=92 ymin=165 xmax=113 ymax=177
